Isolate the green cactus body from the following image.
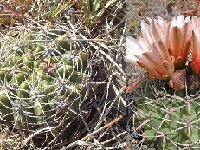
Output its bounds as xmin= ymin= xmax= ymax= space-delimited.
xmin=55 ymin=34 xmax=70 ymax=54
xmin=10 ymin=55 xmax=23 ymax=67
xmin=0 ymin=94 xmax=12 ymax=108
xmin=37 ymin=69 xmax=54 ymax=82
xmin=39 ymin=80 xmax=56 ymax=95
xmin=34 ymin=45 xmax=44 ymax=56
xmin=23 ymin=55 xmax=34 ymax=68
xmin=25 ymin=106 xmax=38 ymax=123
xmin=12 ymin=73 xmax=26 ymax=84
xmin=76 ymin=52 xmax=88 ymax=71
xmin=0 ymin=68 xmax=13 ymax=82
xmin=48 ymin=29 xmax=66 ymax=39
xmin=17 ymin=81 xmax=30 ymax=98
xmin=65 ymin=85 xmax=80 ymax=98
xmin=34 ymin=61 xmax=40 ymax=68
xmin=21 ymin=45 xmax=30 ymax=54
xmin=64 ymin=59 xmax=73 ymax=66
xmin=58 ymin=64 xmax=73 ymax=78
xmin=136 ymin=96 xmax=200 ymax=149
xmin=76 ymin=83 xmax=87 ymax=96
xmin=69 ymin=72 xmax=83 ymax=84
xmin=0 ymin=25 xmax=89 ymax=131
xmin=0 ymin=94 xmax=14 ymax=123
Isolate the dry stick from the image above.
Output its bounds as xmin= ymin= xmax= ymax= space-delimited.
xmin=96 ymin=0 xmax=118 ymax=18
xmin=79 ymin=38 xmax=125 ymax=130
xmin=51 ymin=50 xmax=125 ymax=149
xmin=113 ymin=83 xmax=126 ymax=106
xmin=100 ymin=131 xmax=126 ymax=145
xmin=99 ymin=46 xmax=125 ymax=77
xmin=22 ymin=127 xmax=54 ymax=145
xmin=76 ymin=26 xmax=126 ymax=80
xmin=64 ymin=2 xmax=124 ymax=146
xmin=87 ymin=40 xmax=126 ymax=81
xmin=82 ymin=115 xmax=123 ymax=140
xmin=66 ymin=115 xmax=123 ymax=149
xmin=106 ymin=74 xmax=113 ymax=100
xmin=94 ymin=83 xmax=126 ymax=131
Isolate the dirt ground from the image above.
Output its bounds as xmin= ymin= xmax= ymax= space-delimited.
xmin=127 ymin=0 xmax=198 ymax=36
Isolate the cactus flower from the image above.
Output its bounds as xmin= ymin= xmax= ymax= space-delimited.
xmin=126 ymin=35 xmax=175 ymax=80
xmin=190 ymin=16 xmax=200 ymax=76
xmin=140 ymin=16 xmax=170 ymax=45
xmin=167 ymin=15 xmax=192 ymax=68
xmin=126 ymin=17 xmax=176 ymax=80
xmin=126 ymin=15 xmax=193 ymax=80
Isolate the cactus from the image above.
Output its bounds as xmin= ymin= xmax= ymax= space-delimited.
xmin=0 ymin=91 xmax=14 ymax=123
xmin=0 ymin=26 xmax=88 ymax=128
xmin=55 ymin=34 xmax=70 ymax=54
xmin=135 ymin=87 xmax=200 ymax=149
